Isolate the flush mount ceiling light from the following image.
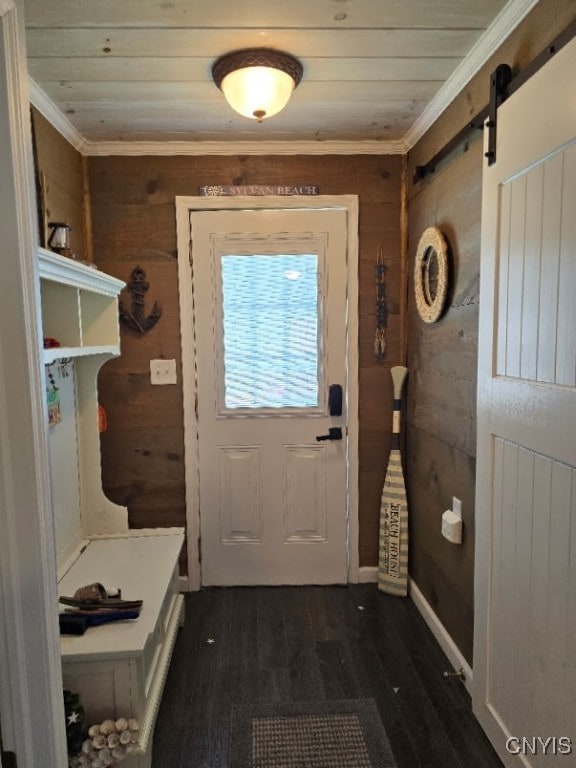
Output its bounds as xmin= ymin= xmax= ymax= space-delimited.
xmin=211 ymin=48 xmax=303 ymax=122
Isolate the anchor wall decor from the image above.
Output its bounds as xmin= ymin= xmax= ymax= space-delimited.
xmin=119 ymin=265 xmax=162 ymax=334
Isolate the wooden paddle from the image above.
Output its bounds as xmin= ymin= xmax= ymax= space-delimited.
xmin=378 ymin=365 xmax=409 ymax=596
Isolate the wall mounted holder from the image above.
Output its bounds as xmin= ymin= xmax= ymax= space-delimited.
xmin=374 ymin=245 xmax=388 ymax=357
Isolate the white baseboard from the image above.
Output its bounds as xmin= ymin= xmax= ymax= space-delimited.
xmin=358 ymin=566 xmax=378 ymax=583
xmin=409 ymin=578 xmax=473 ymax=695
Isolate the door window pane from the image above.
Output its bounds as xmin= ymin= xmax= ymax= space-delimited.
xmin=220 ymin=253 xmax=319 ymax=409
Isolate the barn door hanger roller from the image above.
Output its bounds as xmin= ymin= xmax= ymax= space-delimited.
xmin=413 ymin=18 xmax=576 ymax=183
xmin=412 ymin=61 xmax=512 ymax=180
xmin=484 ymin=63 xmax=512 ymax=166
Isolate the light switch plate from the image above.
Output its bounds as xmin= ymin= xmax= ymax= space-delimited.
xmin=150 ymin=359 xmax=177 ymax=385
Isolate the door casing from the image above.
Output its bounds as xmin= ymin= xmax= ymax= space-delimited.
xmin=176 ymin=195 xmax=359 ymax=589
xmin=0 ymin=1 xmax=68 ymax=765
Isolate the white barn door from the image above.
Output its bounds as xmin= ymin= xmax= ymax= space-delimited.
xmin=474 ymin=38 xmax=576 ymax=766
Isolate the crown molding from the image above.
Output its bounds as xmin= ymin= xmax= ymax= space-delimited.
xmin=403 ymin=0 xmax=541 ymax=150
xmin=84 ymin=139 xmax=407 ymax=156
xmin=28 ymin=78 xmax=88 ymax=153
xmin=26 ymin=80 xmax=406 ymax=154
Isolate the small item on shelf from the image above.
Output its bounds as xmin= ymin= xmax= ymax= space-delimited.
xmin=66 ymin=610 xmax=141 ymax=625
xmin=60 ymin=610 xmax=140 ymax=635
xmin=64 ymin=607 xmax=135 ymax=615
xmin=60 ymin=614 xmax=88 ymax=635
xmin=48 ymin=222 xmax=76 ymax=260
xmin=59 ymin=582 xmax=143 ymax=611
xmin=44 ymin=337 xmax=61 ymax=349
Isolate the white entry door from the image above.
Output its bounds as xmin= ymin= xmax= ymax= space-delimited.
xmin=474 ymin=38 xmax=576 ymax=766
xmin=190 ymin=207 xmax=349 ymax=586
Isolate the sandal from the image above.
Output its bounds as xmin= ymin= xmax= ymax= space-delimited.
xmin=59 ymin=582 xmax=143 ymax=611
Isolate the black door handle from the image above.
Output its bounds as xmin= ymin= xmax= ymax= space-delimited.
xmin=316 ymin=427 xmax=343 ymax=442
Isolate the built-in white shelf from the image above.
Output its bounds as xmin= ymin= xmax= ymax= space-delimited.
xmin=43 ymin=344 xmax=120 ymax=364
xmin=39 ymin=248 xmax=184 ymax=767
xmin=39 ymin=248 xmax=124 ymax=361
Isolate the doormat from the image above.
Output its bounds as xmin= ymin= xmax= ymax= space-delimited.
xmin=229 ymin=698 xmax=397 ymax=768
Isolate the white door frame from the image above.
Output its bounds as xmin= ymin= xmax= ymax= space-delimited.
xmin=0 ymin=1 xmax=68 ymax=765
xmin=176 ymin=195 xmax=359 ymax=590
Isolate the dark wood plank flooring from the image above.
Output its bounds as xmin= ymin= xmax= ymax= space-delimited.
xmin=152 ymin=585 xmax=503 ymax=768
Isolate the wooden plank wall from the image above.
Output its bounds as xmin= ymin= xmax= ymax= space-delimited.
xmin=87 ymin=155 xmax=402 ymax=570
xmin=31 ymin=110 xmax=91 ymax=262
xmin=405 ymin=0 xmax=576 ymax=664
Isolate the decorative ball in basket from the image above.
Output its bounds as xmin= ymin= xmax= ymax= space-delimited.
xmin=68 ymin=717 xmax=139 ymax=768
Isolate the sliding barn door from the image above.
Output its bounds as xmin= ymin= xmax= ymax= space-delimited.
xmin=474 ymin=37 xmax=576 ymax=767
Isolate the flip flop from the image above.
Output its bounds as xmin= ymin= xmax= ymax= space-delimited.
xmin=59 ymin=582 xmax=143 ymax=610
xmin=63 ymin=606 xmax=142 ymax=616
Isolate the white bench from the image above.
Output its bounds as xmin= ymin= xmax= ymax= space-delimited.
xmin=59 ymin=531 xmax=184 ymax=768
xmin=39 ymin=253 xmax=186 ymax=766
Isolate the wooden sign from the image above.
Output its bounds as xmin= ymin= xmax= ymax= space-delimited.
xmin=199 ymin=185 xmax=319 ymax=196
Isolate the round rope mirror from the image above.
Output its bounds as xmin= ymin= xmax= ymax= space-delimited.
xmin=414 ymin=226 xmax=449 ymax=323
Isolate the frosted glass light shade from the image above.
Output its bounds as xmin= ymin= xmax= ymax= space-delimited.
xmin=220 ymin=66 xmax=295 ymax=121
xmin=212 ymin=49 xmax=303 ymax=122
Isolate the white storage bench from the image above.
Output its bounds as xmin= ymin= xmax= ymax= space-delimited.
xmin=59 ymin=531 xmax=184 ymax=768
xmin=38 ymin=251 xmax=186 ymax=767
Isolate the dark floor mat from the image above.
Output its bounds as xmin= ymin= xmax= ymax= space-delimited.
xmin=230 ymin=698 xmax=397 ymax=768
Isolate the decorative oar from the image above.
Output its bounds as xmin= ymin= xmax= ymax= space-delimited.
xmin=378 ymin=365 xmax=409 ymax=596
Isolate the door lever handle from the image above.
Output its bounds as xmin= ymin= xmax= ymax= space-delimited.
xmin=316 ymin=427 xmax=343 ymax=442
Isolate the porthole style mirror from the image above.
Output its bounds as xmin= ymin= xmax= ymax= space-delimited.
xmin=414 ymin=226 xmax=449 ymax=323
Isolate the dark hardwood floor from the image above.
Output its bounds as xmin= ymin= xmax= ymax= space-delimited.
xmin=153 ymin=584 xmax=503 ymax=768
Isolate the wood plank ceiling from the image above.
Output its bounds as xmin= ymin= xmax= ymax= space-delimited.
xmin=24 ymin=0 xmax=510 ymax=144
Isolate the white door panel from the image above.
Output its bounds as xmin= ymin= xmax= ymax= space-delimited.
xmin=495 ymin=143 xmax=576 ymax=385
xmin=475 ymin=36 xmax=576 ymax=767
xmin=191 ymin=208 xmax=349 ymax=586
